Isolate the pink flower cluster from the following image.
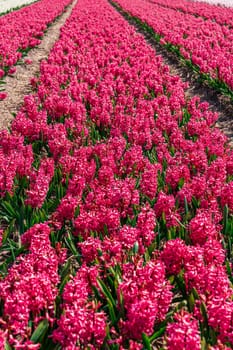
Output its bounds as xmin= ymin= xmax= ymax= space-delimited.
xmin=161 ymin=236 xmax=233 ymax=346
xmin=0 ymin=223 xmax=60 ymax=349
xmin=116 ymin=0 xmax=233 ymax=89
xmin=53 ymin=265 xmax=107 ymax=349
xmin=25 ymin=158 xmax=54 ymax=208
xmin=118 ymin=258 xmax=172 ymax=340
xmin=0 ymin=129 xmax=33 ymax=197
xmin=166 ymin=310 xmax=201 ymax=350
xmin=0 ymin=0 xmax=72 ymax=78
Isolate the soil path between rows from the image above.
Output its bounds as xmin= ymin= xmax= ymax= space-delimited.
xmin=0 ymin=0 xmax=77 ymax=130
xmin=110 ymin=1 xmax=233 ymax=146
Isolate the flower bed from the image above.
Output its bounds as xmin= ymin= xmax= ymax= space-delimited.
xmin=0 ymin=0 xmax=72 ymax=87
xmin=0 ymin=0 xmax=233 ymax=348
xmin=114 ymin=0 xmax=233 ymax=97
xmin=147 ymin=0 xmax=233 ymax=27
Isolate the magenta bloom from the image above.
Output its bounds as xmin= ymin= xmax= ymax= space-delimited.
xmin=53 ymin=265 xmax=107 ymax=348
xmin=0 ymin=224 xmax=59 ymax=348
xmin=221 ymin=181 xmax=233 ymax=213
xmin=118 ymin=259 xmax=172 ymax=340
xmin=166 ymin=311 xmax=201 ymax=350
xmin=0 ymin=92 xmax=7 ymax=100
xmin=189 ymin=210 xmax=218 ymax=245
xmin=160 ymin=238 xmax=189 ymax=275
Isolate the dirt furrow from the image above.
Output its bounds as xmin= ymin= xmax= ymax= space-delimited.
xmin=0 ymin=0 xmax=77 ymax=130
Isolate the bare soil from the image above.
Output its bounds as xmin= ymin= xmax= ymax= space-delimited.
xmin=0 ymin=0 xmax=77 ymax=130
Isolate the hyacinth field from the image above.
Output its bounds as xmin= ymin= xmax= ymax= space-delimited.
xmin=1 ymin=0 xmax=233 ymax=349
xmin=0 ymin=0 xmax=72 ymax=86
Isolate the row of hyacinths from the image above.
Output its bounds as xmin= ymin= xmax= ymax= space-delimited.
xmin=0 ymin=0 xmax=72 ymax=100
xmin=114 ymin=0 xmax=233 ymax=97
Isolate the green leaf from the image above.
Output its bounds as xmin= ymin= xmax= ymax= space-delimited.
xmin=97 ymin=278 xmax=116 ymax=308
xmin=92 ymin=284 xmax=102 ymax=301
xmin=64 ymin=232 xmax=79 ymax=256
xmin=223 ymin=205 xmax=229 ymax=235
xmin=201 ymin=337 xmax=207 ymax=350
xmin=188 ymin=291 xmax=195 ymax=312
xmin=74 ymin=205 xmax=80 ymax=218
xmin=149 ymin=326 xmax=166 ymax=342
xmin=1 ymin=201 xmax=16 ymax=218
xmin=4 ymin=341 xmax=12 ymax=350
xmin=59 ymin=273 xmax=70 ymax=295
xmin=175 ymin=274 xmax=187 ymax=299
xmin=226 ymin=260 xmax=233 ymax=283
xmin=192 ymin=287 xmax=200 ymax=300
xmin=132 ymin=241 xmax=139 ymax=254
xmin=142 ymin=333 xmax=152 ymax=350
xmin=184 ymin=197 xmax=189 ymax=216
xmin=178 ymin=178 xmax=184 ymax=189
xmin=200 ymin=301 xmax=209 ymax=331
xmin=108 ymin=300 xmax=117 ymax=325
xmin=30 ymin=319 xmax=49 ymax=343
xmin=97 ymin=278 xmax=117 ymax=324
xmin=59 ymin=258 xmax=72 ymax=294
xmin=209 ymin=326 xmax=217 ymax=345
